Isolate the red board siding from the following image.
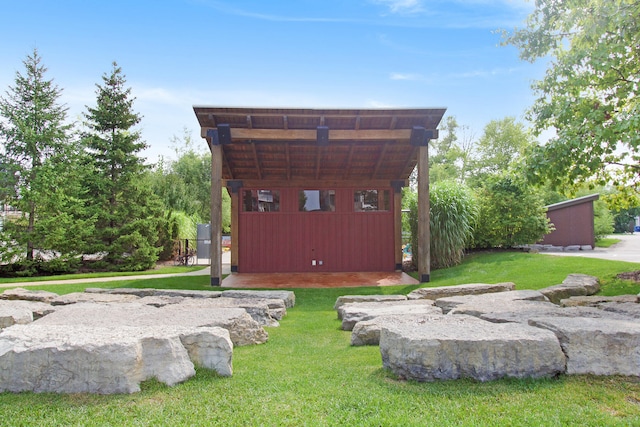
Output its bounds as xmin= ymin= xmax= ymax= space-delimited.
xmin=238 ymin=188 xmax=395 ymax=273
xmin=542 ymin=202 xmax=595 ymax=247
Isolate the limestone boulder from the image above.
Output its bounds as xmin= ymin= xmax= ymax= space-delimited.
xmin=138 ymin=295 xmax=186 ymax=307
xmin=178 ymin=297 xmax=282 ymax=327
xmin=50 ymin=292 xmax=140 ymax=305
xmin=351 ymin=314 xmax=445 ymax=346
xmin=84 ymin=287 xmax=222 ymax=299
xmin=539 ymin=274 xmax=600 ymax=305
xmin=0 ymin=324 xmax=232 ymax=394
xmin=334 ymin=295 xmax=407 ymax=311
xmin=0 ymin=300 xmax=55 ymax=328
xmin=529 ymin=316 xmax=640 ymax=376
xmin=34 ymin=302 xmax=268 ymax=346
xmin=222 ymin=290 xmax=296 ymax=308
xmin=479 ymin=303 xmax=633 ymax=324
xmin=380 ymin=315 xmax=565 ymax=382
xmin=407 ymin=282 xmax=515 ymax=301
xmin=339 ymin=300 xmax=442 ymax=331
xmin=435 ymin=290 xmax=548 ymax=314
xmin=599 ymin=302 xmax=640 ymax=319
xmin=1 ymin=288 xmax=59 ymax=303
xmin=560 ymin=295 xmax=638 ymax=307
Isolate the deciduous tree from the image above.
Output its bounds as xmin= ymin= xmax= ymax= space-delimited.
xmin=503 ymin=0 xmax=640 ymax=204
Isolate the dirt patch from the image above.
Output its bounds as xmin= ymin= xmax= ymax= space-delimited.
xmin=617 ymin=271 xmax=640 ymax=282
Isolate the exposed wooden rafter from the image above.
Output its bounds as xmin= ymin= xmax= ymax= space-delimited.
xmin=372 ymin=143 xmax=389 ymax=179
xmin=251 ymin=142 xmax=262 ymax=180
xmin=222 ymin=149 xmax=234 ymax=179
xmin=342 ymin=143 xmax=356 ymax=180
xmin=285 ymin=143 xmax=291 ymax=180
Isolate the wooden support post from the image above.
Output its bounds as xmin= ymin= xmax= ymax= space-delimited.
xmin=391 ymin=180 xmax=404 ymax=272
xmin=230 ymin=189 xmax=239 ymax=273
xmin=417 ymin=145 xmax=430 ymax=282
xmin=210 ymin=144 xmax=223 ymax=286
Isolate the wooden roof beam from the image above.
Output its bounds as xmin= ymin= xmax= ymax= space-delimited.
xmin=200 ymin=128 xmax=416 ymax=141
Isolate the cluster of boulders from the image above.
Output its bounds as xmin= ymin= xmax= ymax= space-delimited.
xmin=0 ymin=287 xmax=295 ymax=394
xmin=335 ymin=274 xmax=640 ymax=382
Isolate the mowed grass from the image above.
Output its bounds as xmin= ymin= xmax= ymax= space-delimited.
xmin=1 ymin=252 xmax=640 ymax=426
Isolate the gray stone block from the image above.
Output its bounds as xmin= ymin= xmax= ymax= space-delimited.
xmin=380 ymin=315 xmax=565 ymax=382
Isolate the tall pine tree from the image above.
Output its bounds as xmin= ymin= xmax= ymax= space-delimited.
xmin=83 ymin=62 xmax=161 ymax=271
xmin=0 ymin=49 xmax=90 ymax=270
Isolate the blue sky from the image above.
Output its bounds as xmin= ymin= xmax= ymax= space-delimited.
xmin=0 ymin=0 xmax=544 ymax=162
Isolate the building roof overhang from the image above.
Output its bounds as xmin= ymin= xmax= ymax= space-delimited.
xmin=193 ymin=106 xmax=446 ymax=185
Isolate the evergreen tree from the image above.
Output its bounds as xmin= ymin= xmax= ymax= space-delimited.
xmin=83 ymin=62 xmax=161 ymax=271
xmin=0 ymin=49 xmax=90 ymax=270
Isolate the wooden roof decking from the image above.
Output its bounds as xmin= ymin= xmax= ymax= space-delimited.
xmin=193 ymin=107 xmax=446 ymax=183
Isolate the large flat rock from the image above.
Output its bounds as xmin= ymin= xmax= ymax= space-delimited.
xmin=334 ymin=294 xmax=407 ymax=311
xmin=221 ymin=290 xmax=296 ymax=308
xmin=351 ymin=314 xmax=445 ymax=346
xmin=539 ymin=274 xmax=600 ymax=305
xmin=478 ymin=303 xmax=633 ymax=324
xmin=599 ymin=302 xmax=640 ymax=319
xmin=380 ymin=315 xmax=565 ymax=382
xmin=560 ymin=295 xmax=639 ymax=307
xmin=85 ymin=287 xmax=222 ymax=299
xmin=339 ymin=300 xmax=442 ymax=331
xmin=435 ymin=290 xmax=548 ymax=314
xmin=407 ymin=282 xmax=515 ymax=301
xmin=529 ymin=316 xmax=640 ymax=376
xmin=0 ymin=300 xmax=55 ymax=328
xmin=50 ymin=292 xmax=140 ymax=305
xmin=177 ymin=297 xmax=283 ymax=327
xmin=34 ymin=302 xmax=268 ymax=346
xmin=1 ymin=288 xmax=59 ymax=303
xmin=0 ymin=324 xmax=232 ymax=394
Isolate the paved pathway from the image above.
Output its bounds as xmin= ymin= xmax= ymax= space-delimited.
xmin=0 ymin=252 xmax=229 ymax=289
xmin=543 ymin=234 xmax=640 ymax=264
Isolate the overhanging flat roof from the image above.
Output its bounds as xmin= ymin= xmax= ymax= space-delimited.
xmin=193 ymin=106 xmax=446 ymax=183
xmin=545 ymin=194 xmax=599 ymax=212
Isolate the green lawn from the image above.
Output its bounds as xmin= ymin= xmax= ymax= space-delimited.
xmin=1 ymin=252 xmax=640 ymax=426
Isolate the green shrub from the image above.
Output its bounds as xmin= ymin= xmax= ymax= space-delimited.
xmin=593 ymin=199 xmax=614 ymax=240
xmin=471 ymin=175 xmax=551 ymax=249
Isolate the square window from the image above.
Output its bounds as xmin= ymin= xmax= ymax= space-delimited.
xmin=354 ymin=190 xmax=390 ymax=211
xmin=299 ymin=190 xmax=335 ymax=212
xmin=243 ymin=190 xmax=280 ymax=212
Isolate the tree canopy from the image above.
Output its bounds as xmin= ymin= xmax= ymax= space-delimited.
xmin=0 ymin=49 xmax=90 ymax=268
xmin=503 ymin=0 xmax=640 ymax=204
xmin=82 ymin=62 xmax=161 ymax=270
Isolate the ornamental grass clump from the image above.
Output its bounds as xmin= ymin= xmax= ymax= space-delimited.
xmin=408 ymin=181 xmax=477 ymax=270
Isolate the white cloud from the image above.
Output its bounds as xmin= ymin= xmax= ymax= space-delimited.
xmin=370 ymin=0 xmax=424 ymax=14
xmin=390 ymin=72 xmax=422 ymax=81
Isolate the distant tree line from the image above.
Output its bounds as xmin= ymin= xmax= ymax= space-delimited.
xmin=0 ymin=50 xmax=225 ymax=277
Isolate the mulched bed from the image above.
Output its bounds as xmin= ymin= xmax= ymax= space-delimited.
xmin=617 ymin=271 xmax=640 ymax=282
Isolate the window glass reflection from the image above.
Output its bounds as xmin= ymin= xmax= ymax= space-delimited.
xmin=299 ymin=190 xmax=335 ymax=212
xmin=354 ymin=190 xmax=390 ymax=211
xmin=243 ymin=190 xmax=280 ymax=212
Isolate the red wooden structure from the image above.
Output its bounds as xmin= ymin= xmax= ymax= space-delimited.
xmin=193 ymin=107 xmax=446 ymax=285
xmin=542 ymin=194 xmax=599 ymax=247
